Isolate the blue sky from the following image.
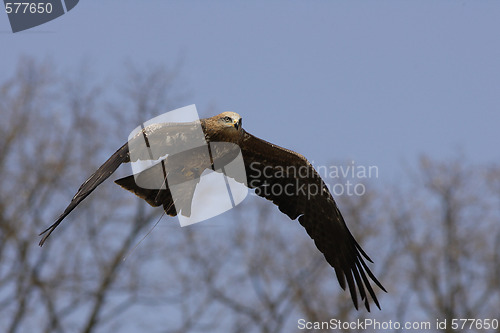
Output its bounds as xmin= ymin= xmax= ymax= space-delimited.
xmin=2 ymin=2 xmax=500 ymax=331
xmin=2 ymin=1 xmax=499 ymax=183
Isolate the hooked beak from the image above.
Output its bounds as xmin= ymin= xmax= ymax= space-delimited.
xmin=234 ymin=118 xmax=242 ymax=130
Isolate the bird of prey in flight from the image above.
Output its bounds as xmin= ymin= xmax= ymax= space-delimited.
xmin=39 ymin=112 xmax=386 ymax=311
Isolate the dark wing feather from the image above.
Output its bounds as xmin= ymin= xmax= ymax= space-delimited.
xmin=239 ymin=130 xmax=386 ymax=311
xmin=39 ymin=142 xmax=130 ymax=246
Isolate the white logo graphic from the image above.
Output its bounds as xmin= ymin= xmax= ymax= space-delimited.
xmin=127 ymin=105 xmax=248 ymax=226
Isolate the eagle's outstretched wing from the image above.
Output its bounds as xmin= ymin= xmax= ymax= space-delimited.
xmin=239 ymin=130 xmax=386 ymax=311
xmin=39 ymin=143 xmax=130 ymax=246
xmin=39 ymin=120 xmax=206 ymax=246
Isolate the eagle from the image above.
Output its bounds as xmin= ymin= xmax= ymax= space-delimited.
xmin=39 ymin=112 xmax=386 ymax=311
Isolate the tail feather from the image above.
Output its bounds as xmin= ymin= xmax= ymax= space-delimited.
xmin=115 ymin=175 xmax=174 ymax=212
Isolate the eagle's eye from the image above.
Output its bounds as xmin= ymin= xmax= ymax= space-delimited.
xmin=222 ymin=116 xmax=232 ymax=123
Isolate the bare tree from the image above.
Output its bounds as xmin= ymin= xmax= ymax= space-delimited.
xmin=1 ymin=58 xmax=498 ymax=333
xmin=0 ymin=58 xmax=188 ymax=333
xmin=389 ymin=156 xmax=500 ymax=332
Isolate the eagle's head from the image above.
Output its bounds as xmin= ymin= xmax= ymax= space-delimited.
xmin=216 ymin=112 xmax=242 ymax=131
xmin=203 ymin=111 xmax=243 ymax=143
